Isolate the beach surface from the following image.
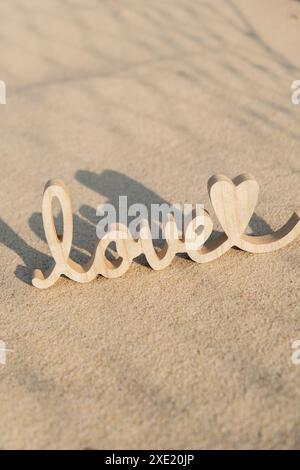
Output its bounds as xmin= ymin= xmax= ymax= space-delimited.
xmin=0 ymin=0 xmax=300 ymax=449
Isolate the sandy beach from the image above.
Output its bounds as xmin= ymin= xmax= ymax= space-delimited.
xmin=0 ymin=0 xmax=300 ymax=449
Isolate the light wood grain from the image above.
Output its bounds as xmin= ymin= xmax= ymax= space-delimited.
xmin=33 ymin=175 xmax=300 ymax=288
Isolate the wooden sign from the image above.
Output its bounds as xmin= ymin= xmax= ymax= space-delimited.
xmin=33 ymin=174 xmax=300 ymax=289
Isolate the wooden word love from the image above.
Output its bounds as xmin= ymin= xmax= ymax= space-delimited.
xmin=33 ymin=174 xmax=300 ymax=289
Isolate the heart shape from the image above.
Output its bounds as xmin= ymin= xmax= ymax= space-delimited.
xmin=208 ymin=174 xmax=259 ymax=241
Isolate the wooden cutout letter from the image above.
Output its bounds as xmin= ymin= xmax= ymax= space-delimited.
xmin=32 ymin=175 xmax=300 ymax=288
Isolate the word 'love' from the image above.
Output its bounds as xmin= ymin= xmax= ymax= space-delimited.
xmin=33 ymin=174 xmax=300 ymax=289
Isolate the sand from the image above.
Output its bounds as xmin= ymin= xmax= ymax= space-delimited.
xmin=0 ymin=0 xmax=299 ymax=449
